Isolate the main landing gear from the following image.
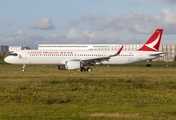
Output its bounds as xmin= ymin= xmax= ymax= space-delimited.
xmin=80 ymin=67 xmax=92 ymax=72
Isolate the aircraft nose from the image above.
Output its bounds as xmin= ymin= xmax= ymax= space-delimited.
xmin=4 ymin=56 xmax=11 ymax=63
xmin=4 ymin=57 xmax=8 ymax=63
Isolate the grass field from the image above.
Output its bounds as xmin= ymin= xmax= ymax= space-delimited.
xmin=1 ymin=59 xmax=176 ymax=120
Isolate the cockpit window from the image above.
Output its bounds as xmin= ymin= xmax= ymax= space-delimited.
xmin=9 ymin=53 xmax=18 ymax=56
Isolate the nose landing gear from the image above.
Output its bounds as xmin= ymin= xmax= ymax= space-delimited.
xmin=22 ymin=65 xmax=26 ymax=72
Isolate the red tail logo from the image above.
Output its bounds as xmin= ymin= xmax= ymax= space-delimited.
xmin=138 ymin=29 xmax=163 ymax=51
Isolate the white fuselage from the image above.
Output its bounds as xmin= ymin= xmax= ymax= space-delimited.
xmin=4 ymin=50 xmax=163 ymax=65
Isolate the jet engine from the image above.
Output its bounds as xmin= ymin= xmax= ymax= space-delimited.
xmin=58 ymin=60 xmax=81 ymax=70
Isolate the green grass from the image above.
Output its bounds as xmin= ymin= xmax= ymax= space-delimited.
xmin=1 ymin=61 xmax=176 ymax=120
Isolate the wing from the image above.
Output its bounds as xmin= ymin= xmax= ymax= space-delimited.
xmin=60 ymin=46 xmax=123 ymax=65
xmin=81 ymin=46 xmax=123 ymax=65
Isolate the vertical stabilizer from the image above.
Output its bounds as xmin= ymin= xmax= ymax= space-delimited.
xmin=138 ymin=29 xmax=163 ymax=51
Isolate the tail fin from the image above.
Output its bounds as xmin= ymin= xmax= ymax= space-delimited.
xmin=138 ymin=29 xmax=163 ymax=51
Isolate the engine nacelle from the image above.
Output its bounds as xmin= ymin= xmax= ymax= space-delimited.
xmin=58 ymin=61 xmax=81 ymax=70
xmin=65 ymin=61 xmax=81 ymax=70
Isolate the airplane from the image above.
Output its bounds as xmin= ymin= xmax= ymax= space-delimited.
xmin=4 ymin=29 xmax=164 ymax=72
xmin=4 ymin=45 xmax=124 ymax=72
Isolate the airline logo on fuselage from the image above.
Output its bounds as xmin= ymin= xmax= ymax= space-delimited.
xmin=18 ymin=54 xmax=22 ymax=59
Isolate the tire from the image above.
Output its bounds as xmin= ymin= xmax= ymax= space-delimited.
xmin=87 ymin=68 xmax=92 ymax=72
xmin=81 ymin=68 xmax=86 ymax=72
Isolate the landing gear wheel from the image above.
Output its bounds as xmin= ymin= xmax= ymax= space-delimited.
xmin=87 ymin=68 xmax=92 ymax=72
xmin=81 ymin=68 xmax=86 ymax=72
